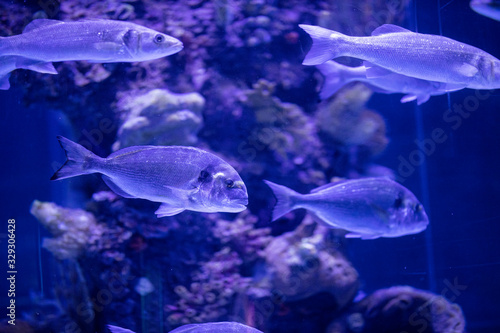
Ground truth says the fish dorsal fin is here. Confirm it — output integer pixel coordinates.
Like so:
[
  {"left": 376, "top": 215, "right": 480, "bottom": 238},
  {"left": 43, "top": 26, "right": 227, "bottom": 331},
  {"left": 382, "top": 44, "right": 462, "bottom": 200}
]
[
  {"left": 371, "top": 24, "right": 411, "bottom": 36},
  {"left": 102, "top": 175, "right": 135, "bottom": 198},
  {"left": 309, "top": 180, "right": 350, "bottom": 194},
  {"left": 23, "top": 19, "right": 64, "bottom": 33},
  {"left": 155, "top": 203, "right": 185, "bottom": 217}
]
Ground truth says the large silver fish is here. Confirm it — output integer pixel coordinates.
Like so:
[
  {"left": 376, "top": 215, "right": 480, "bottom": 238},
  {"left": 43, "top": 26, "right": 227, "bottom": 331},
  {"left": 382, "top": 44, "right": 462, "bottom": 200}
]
[
  {"left": 316, "top": 60, "right": 463, "bottom": 104},
  {"left": 264, "top": 178, "right": 429, "bottom": 239},
  {"left": 0, "top": 19, "right": 183, "bottom": 89},
  {"left": 471, "top": 0, "right": 500, "bottom": 21},
  {"left": 108, "top": 322, "right": 263, "bottom": 333},
  {"left": 169, "top": 322, "right": 264, "bottom": 333},
  {"left": 299, "top": 24, "right": 500, "bottom": 90},
  {"left": 51, "top": 136, "right": 248, "bottom": 217}
]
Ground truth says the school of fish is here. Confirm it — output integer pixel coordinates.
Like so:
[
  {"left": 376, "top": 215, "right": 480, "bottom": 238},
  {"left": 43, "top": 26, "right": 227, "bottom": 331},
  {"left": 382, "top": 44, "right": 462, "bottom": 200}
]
[
  {"left": 2, "top": 8, "right": 494, "bottom": 332},
  {"left": 300, "top": 23, "right": 500, "bottom": 103}
]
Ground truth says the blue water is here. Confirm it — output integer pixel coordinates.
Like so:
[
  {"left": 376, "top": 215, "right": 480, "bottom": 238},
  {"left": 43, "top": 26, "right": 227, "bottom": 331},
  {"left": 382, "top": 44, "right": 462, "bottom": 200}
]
[{"left": 1, "top": 0, "right": 500, "bottom": 332}]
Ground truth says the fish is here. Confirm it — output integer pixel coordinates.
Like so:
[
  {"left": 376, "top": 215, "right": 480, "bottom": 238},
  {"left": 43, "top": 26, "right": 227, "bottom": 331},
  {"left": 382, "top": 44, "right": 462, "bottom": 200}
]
[
  {"left": 51, "top": 136, "right": 248, "bottom": 217},
  {"left": 0, "top": 19, "right": 183, "bottom": 89},
  {"left": 108, "top": 325, "right": 135, "bottom": 333},
  {"left": 299, "top": 24, "right": 500, "bottom": 90},
  {"left": 316, "top": 60, "right": 464, "bottom": 104},
  {"left": 470, "top": 0, "right": 500, "bottom": 21},
  {"left": 169, "top": 322, "right": 264, "bottom": 333},
  {"left": 264, "top": 178, "right": 429, "bottom": 239},
  {"left": 108, "top": 322, "right": 263, "bottom": 333}
]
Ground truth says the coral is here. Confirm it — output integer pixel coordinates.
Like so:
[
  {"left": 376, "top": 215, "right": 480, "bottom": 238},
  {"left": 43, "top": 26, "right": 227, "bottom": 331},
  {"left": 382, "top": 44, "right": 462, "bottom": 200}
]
[
  {"left": 30, "top": 200, "right": 105, "bottom": 260},
  {"left": 165, "top": 247, "right": 252, "bottom": 327},
  {"left": 135, "top": 277, "right": 155, "bottom": 296},
  {"left": 237, "top": 79, "right": 323, "bottom": 174},
  {"left": 258, "top": 215, "right": 359, "bottom": 306},
  {"left": 326, "top": 286, "right": 466, "bottom": 333},
  {"left": 212, "top": 210, "right": 273, "bottom": 263},
  {"left": 113, "top": 88, "right": 205, "bottom": 150},
  {"left": 316, "top": 84, "right": 388, "bottom": 156}
]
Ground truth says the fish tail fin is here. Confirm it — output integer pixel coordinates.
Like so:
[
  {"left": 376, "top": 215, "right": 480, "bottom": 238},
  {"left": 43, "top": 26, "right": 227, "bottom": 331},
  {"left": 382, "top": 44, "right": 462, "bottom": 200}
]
[
  {"left": 51, "top": 136, "right": 99, "bottom": 180},
  {"left": 264, "top": 180, "right": 301, "bottom": 221},
  {"left": 299, "top": 24, "right": 344, "bottom": 65},
  {"left": 0, "top": 55, "right": 15, "bottom": 90},
  {"left": 0, "top": 72, "right": 10, "bottom": 90},
  {"left": 316, "top": 61, "right": 358, "bottom": 99}
]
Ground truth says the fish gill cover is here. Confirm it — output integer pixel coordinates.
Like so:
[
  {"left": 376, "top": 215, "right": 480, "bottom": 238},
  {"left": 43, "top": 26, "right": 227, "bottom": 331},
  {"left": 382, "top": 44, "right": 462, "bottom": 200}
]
[{"left": 0, "top": 0, "right": 479, "bottom": 332}]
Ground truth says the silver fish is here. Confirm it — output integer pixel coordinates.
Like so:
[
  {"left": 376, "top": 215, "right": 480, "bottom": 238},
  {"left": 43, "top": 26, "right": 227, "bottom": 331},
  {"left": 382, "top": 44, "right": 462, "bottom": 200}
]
[
  {"left": 169, "top": 322, "right": 264, "bottom": 333},
  {"left": 0, "top": 19, "right": 183, "bottom": 89},
  {"left": 264, "top": 178, "right": 429, "bottom": 239},
  {"left": 299, "top": 24, "right": 500, "bottom": 90},
  {"left": 108, "top": 325, "right": 135, "bottom": 333},
  {"left": 108, "top": 322, "right": 263, "bottom": 333},
  {"left": 51, "top": 136, "right": 248, "bottom": 217},
  {"left": 316, "top": 60, "right": 463, "bottom": 104},
  {"left": 471, "top": 0, "right": 500, "bottom": 21}
]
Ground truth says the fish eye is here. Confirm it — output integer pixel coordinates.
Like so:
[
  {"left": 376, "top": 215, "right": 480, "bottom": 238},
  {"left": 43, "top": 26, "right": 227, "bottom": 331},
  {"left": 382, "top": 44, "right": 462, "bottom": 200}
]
[
  {"left": 415, "top": 203, "right": 422, "bottom": 212},
  {"left": 198, "top": 170, "right": 211, "bottom": 182},
  {"left": 225, "top": 179, "right": 234, "bottom": 188},
  {"left": 154, "top": 34, "right": 165, "bottom": 44},
  {"left": 393, "top": 192, "right": 404, "bottom": 209}
]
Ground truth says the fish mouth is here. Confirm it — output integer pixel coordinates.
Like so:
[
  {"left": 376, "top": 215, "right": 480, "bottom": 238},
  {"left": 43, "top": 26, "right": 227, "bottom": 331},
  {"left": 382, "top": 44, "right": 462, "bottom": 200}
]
[
  {"left": 169, "top": 40, "right": 184, "bottom": 54},
  {"left": 232, "top": 198, "right": 249, "bottom": 207}
]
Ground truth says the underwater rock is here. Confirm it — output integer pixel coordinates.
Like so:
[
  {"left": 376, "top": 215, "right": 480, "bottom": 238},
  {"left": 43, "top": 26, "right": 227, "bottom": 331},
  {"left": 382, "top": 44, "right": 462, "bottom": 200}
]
[
  {"left": 259, "top": 215, "right": 359, "bottom": 305},
  {"left": 30, "top": 200, "right": 104, "bottom": 260},
  {"left": 135, "top": 277, "right": 155, "bottom": 296},
  {"left": 212, "top": 211, "right": 273, "bottom": 264},
  {"left": 316, "top": 84, "right": 388, "bottom": 157},
  {"left": 113, "top": 88, "right": 205, "bottom": 150},
  {"left": 326, "top": 286, "right": 466, "bottom": 333},
  {"left": 238, "top": 79, "right": 323, "bottom": 174},
  {"left": 166, "top": 247, "right": 252, "bottom": 328}
]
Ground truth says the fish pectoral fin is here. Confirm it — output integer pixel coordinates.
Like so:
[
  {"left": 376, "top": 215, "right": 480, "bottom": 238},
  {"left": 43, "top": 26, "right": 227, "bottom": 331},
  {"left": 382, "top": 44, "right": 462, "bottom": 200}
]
[
  {"left": 345, "top": 232, "right": 381, "bottom": 240},
  {"left": 17, "top": 60, "right": 58, "bottom": 75},
  {"left": 456, "top": 63, "right": 478, "bottom": 78},
  {"left": 102, "top": 175, "right": 135, "bottom": 198},
  {"left": 364, "top": 61, "right": 394, "bottom": 78},
  {"left": 23, "top": 19, "right": 64, "bottom": 33},
  {"left": 155, "top": 203, "right": 185, "bottom": 218},
  {"left": 437, "top": 82, "right": 468, "bottom": 92},
  {"left": 416, "top": 94, "right": 431, "bottom": 105},
  {"left": 401, "top": 93, "right": 431, "bottom": 105},
  {"left": 371, "top": 24, "right": 411, "bottom": 36}
]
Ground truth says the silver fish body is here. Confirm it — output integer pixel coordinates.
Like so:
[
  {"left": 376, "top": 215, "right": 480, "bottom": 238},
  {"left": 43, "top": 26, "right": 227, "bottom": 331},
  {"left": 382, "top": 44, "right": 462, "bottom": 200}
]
[
  {"left": 169, "top": 322, "right": 264, "bottom": 333},
  {"left": 51, "top": 136, "right": 248, "bottom": 217},
  {"left": 471, "top": 0, "right": 500, "bottom": 21},
  {"left": 265, "top": 178, "right": 429, "bottom": 239},
  {"left": 109, "top": 322, "right": 263, "bottom": 333},
  {"left": 316, "top": 60, "right": 463, "bottom": 104},
  {"left": 0, "top": 19, "right": 183, "bottom": 89},
  {"left": 300, "top": 24, "right": 500, "bottom": 90}
]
